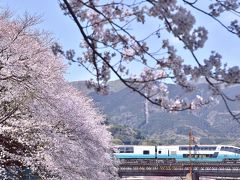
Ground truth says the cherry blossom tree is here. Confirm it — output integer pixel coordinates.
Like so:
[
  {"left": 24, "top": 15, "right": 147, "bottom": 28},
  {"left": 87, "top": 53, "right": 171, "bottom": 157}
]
[
  {"left": 0, "top": 11, "right": 117, "bottom": 179},
  {"left": 56, "top": 0, "right": 240, "bottom": 122}
]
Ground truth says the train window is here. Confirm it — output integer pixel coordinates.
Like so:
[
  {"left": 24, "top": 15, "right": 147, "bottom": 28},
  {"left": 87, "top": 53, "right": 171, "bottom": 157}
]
[
  {"left": 213, "top": 152, "right": 218, "bottom": 158},
  {"left": 158, "top": 151, "right": 161, "bottom": 154},
  {"left": 232, "top": 148, "right": 237, "bottom": 153},
  {"left": 194, "top": 154, "right": 199, "bottom": 158},
  {"left": 179, "top": 146, "right": 188, "bottom": 151},
  {"left": 180, "top": 146, "right": 217, "bottom": 151},
  {"left": 205, "top": 154, "right": 213, "bottom": 158},
  {"left": 143, "top": 150, "right": 150, "bottom": 155},
  {"left": 208, "top": 146, "right": 216, "bottom": 150},
  {"left": 125, "top": 147, "right": 134, "bottom": 153},
  {"left": 194, "top": 145, "right": 199, "bottom": 150},
  {"left": 220, "top": 146, "right": 240, "bottom": 153},
  {"left": 118, "top": 147, "right": 125, "bottom": 153}
]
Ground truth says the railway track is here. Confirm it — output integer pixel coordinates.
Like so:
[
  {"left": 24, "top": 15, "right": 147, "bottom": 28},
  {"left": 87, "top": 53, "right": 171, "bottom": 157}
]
[{"left": 118, "top": 160, "right": 240, "bottom": 178}]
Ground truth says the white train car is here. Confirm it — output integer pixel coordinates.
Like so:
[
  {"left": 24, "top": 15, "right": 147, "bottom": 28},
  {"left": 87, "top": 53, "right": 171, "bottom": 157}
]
[
  {"left": 157, "top": 145, "right": 221, "bottom": 162},
  {"left": 114, "top": 144, "right": 240, "bottom": 162},
  {"left": 114, "top": 145, "right": 156, "bottom": 159}
]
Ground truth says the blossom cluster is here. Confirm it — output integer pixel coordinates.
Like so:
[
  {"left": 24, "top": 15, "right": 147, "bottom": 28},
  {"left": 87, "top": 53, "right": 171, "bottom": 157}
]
[
  {"left": 59, "top": 0, "right": 240, "bottom": 116},
  {"left": 0, "top": 12, "right": 117, "bottom": 179}
]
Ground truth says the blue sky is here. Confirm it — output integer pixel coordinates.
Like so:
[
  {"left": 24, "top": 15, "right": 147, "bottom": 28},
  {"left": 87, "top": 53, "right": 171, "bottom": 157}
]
[
  {"left": 1, "top": 0, "right": 239, "bottom": 82},
  {"left": 0, "top": 0, "right": 85, "bottom": 81}
]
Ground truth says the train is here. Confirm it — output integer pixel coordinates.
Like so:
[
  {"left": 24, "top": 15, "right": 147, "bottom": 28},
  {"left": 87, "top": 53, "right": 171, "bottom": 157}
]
[{"left": 113, "top": 145, "right": 240, "bottom": 162}]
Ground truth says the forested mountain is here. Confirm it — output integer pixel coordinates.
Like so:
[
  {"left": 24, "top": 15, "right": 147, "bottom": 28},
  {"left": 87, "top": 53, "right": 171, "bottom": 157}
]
[{"left": 71, "top": 80, "right": 240, "bottom": 146}]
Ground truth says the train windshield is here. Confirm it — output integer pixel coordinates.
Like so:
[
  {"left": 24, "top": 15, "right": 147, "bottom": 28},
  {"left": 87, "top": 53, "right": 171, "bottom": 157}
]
[
  {"left": 220, "top": 146, "right": 240, "bottom": 154},
  {"left": 117, "top": 146, "right": 134, "bottom": 153}
]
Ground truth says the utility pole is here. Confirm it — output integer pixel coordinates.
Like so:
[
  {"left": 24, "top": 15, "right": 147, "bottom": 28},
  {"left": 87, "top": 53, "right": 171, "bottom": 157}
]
[
  {"left": 189, "top": 129, "right": 193, "bottom": 177},
  {"left": 187, "top": 129, "right": 199, "bottom": 180}
]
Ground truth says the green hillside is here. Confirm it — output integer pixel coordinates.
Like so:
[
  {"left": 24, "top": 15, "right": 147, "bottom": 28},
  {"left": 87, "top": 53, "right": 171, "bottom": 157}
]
[{"left": 71, "top": 80, "right": 240, "bottom": 146}]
